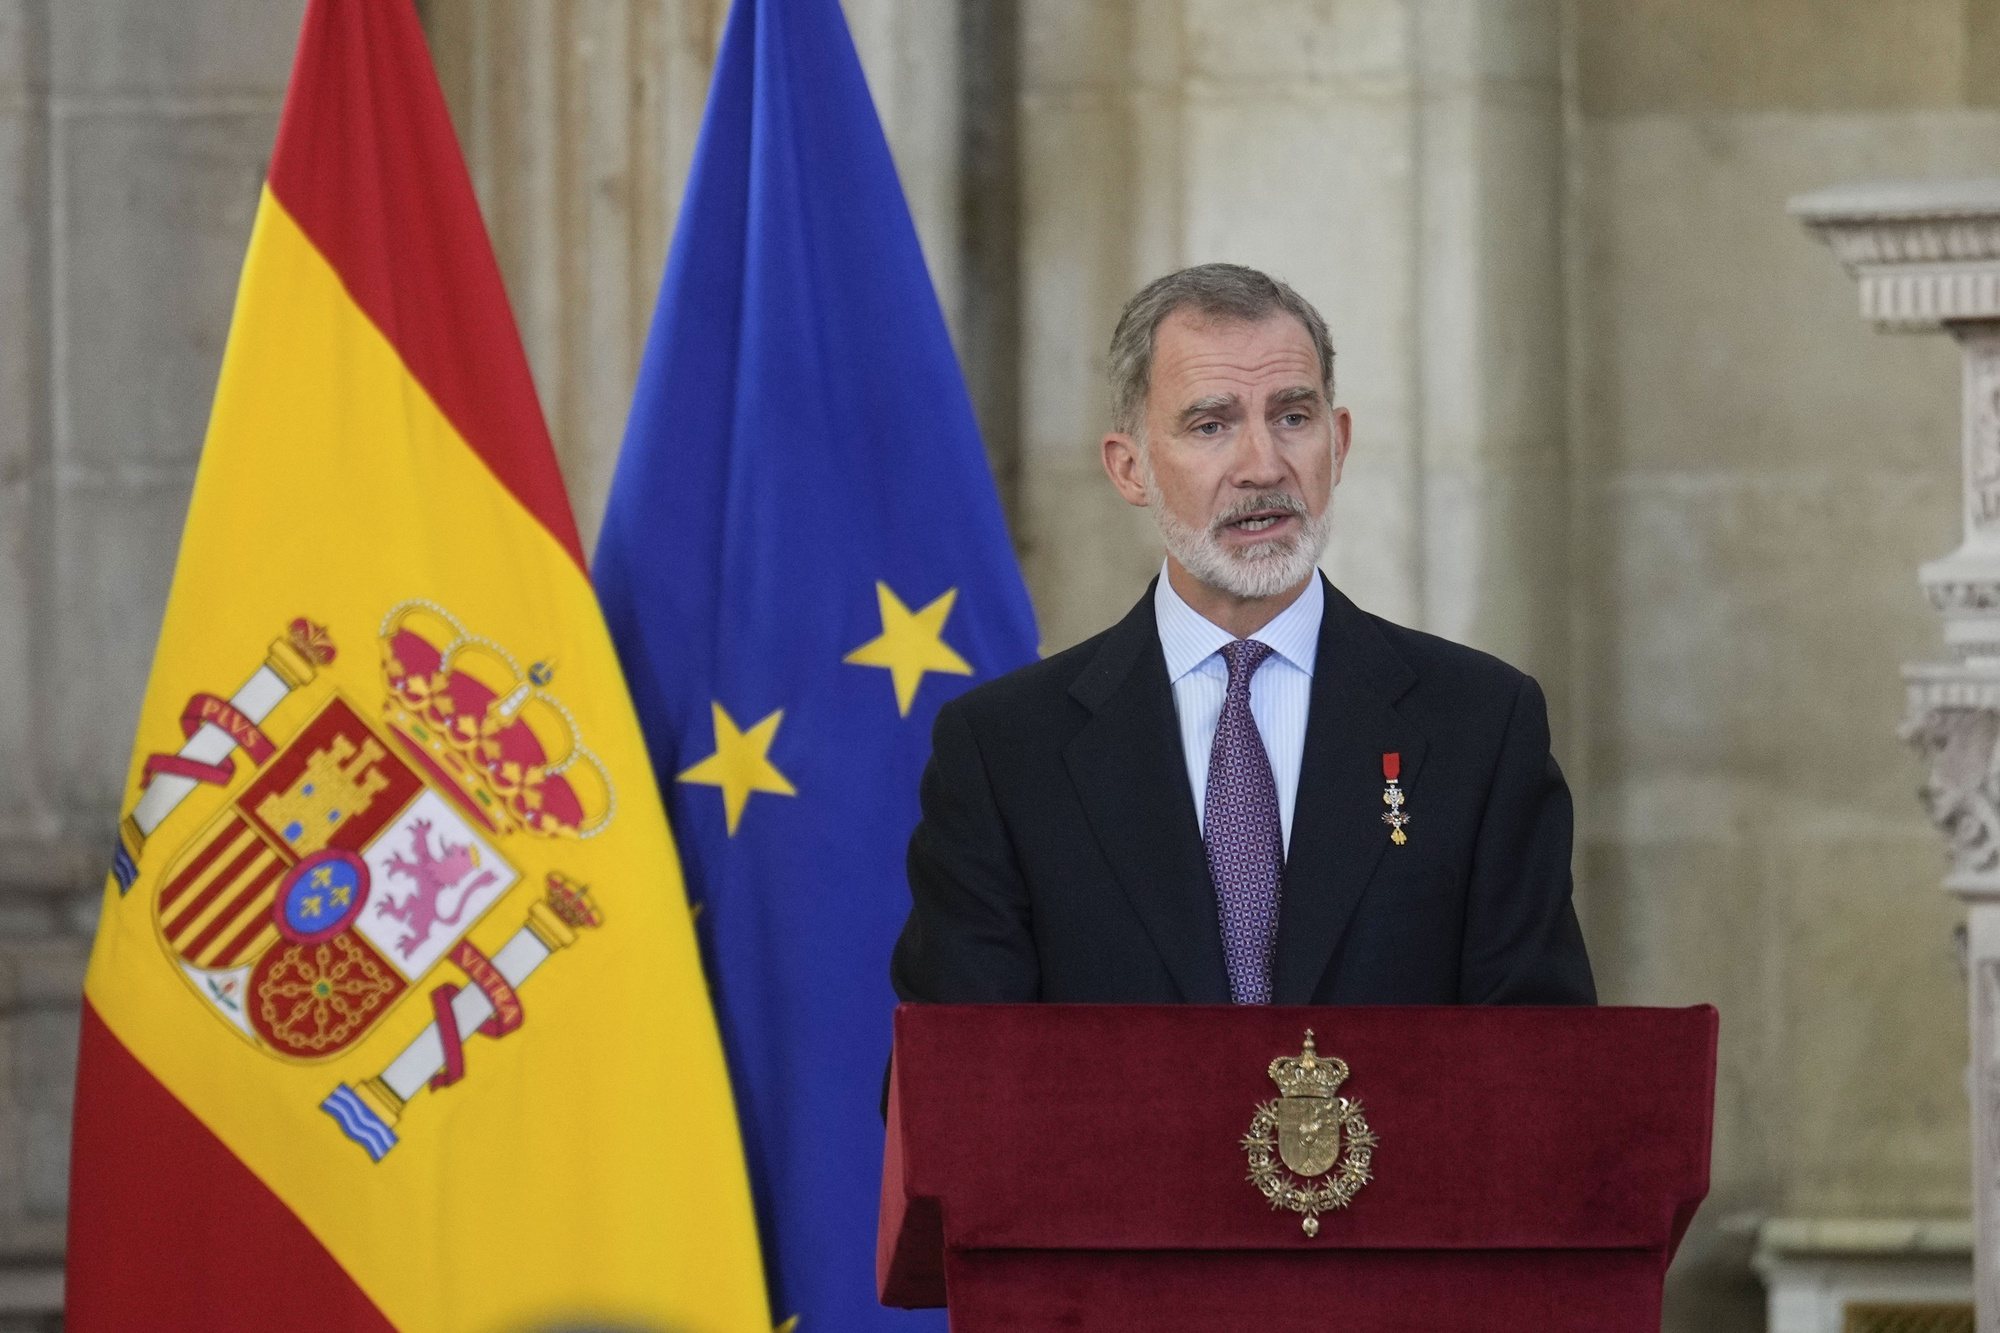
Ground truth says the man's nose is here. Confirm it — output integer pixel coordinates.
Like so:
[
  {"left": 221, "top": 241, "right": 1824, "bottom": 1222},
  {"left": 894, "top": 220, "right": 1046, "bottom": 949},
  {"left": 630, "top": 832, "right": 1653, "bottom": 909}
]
[{"left": 1231, "top": 418, "right": 1286, "bottom": 486}]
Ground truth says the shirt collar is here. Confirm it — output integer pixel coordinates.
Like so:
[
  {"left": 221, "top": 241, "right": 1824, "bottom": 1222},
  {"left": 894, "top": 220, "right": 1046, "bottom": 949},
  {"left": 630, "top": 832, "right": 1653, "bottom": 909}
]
[{"left": 1153, "top": 561, "right": 1324, "bottom": 683}]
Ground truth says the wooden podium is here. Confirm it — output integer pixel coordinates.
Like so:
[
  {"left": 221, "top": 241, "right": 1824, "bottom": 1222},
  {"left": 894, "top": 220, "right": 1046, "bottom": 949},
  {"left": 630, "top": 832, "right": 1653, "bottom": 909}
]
[{"left": 880, "top": 1004, "right": 1715, "bottom": 1332}]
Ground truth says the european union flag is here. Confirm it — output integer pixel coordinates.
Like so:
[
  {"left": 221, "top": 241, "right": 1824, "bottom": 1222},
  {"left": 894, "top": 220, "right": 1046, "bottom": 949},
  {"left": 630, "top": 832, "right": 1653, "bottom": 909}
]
[{"left": 593, "top": 0, "right": 1038, "bottom": 1324}]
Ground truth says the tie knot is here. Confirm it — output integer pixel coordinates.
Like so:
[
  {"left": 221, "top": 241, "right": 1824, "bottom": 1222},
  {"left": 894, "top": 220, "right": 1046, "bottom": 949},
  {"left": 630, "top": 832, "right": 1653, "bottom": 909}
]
[{"left": 1220, "top": 638, "right": 1275, "bottom": 687}]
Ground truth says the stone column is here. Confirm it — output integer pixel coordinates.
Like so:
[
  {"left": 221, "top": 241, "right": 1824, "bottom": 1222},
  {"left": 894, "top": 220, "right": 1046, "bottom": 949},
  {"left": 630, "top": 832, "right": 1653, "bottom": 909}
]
[
  {"left": 421, "top": 0, "right": 730, "bottom": 546},
  {"left": 1794, "top": 179, "right": 2000, "bottom": 1330},
  {"left": 421, "top": 0, "right": 969, "bottom": 547},
  {"left": 1013, "top": 0, "right": 1570, "bottom": 685}
]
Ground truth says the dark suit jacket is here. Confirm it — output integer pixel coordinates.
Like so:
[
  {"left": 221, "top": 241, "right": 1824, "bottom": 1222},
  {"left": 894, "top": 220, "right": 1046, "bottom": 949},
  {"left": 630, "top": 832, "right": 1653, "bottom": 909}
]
[{"left": 890, "top": 576, "right": 1594, "bottom": 1006}]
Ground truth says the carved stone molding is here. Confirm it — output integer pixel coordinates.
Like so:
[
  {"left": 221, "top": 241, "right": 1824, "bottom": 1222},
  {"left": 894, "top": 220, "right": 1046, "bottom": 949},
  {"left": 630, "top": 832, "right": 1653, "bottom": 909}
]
[
  {"left": 1793, "top": 181, "right": 2000, "bottom": 330},
  {"left": 1830, "top": 220, "right": 2000, "bottom": 267},
  {"left": 1863, "top": 269, "right": 2000, "bottom": 331},
  {"left": 1904, "top": 687, "right": 2000, "bottom": 890},
  {"left": 1927, "top": 580, "right": 2000, "bottom": 615},
  {"left": 1918, "top": 573, "right": 2000, "bottom": 662}
]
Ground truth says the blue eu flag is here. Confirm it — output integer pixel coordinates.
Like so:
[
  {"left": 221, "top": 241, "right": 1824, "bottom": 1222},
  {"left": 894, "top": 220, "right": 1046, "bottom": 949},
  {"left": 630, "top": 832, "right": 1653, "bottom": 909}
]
[{"left": 593, "top": 0, "right": 1039, "bottom": 1324}]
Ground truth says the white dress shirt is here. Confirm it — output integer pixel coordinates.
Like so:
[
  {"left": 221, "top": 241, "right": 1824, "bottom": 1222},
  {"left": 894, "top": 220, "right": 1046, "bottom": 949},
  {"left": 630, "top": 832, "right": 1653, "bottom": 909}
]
[{"left": 1153, "top": 564, "right": 1323, "bottom": 853}]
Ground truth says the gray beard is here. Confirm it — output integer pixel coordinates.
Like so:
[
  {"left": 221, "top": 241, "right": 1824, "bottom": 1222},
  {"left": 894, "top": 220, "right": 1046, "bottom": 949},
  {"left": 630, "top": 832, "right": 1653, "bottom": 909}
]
[{"left": 1142, "top": 466, "right": 1332, "bottom": 602}]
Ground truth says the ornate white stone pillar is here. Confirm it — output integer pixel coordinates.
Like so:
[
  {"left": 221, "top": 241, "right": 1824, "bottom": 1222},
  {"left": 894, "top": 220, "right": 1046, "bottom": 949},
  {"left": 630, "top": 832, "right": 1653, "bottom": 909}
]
[{"left": 1794, "top": 179, "right": 2000, "bottom": 1330}]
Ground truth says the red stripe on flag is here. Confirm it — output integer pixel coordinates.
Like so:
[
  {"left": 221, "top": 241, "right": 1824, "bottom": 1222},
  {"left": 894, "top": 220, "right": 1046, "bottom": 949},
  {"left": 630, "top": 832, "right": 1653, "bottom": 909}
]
[
  {"left": 181, "top": 859, "right": 284, "bottom": 962},
  {"left": 208, "top": 892, "right": 281, "bottom": 969},
  {"left": 265, "top": 0, "right": 585, "bottom": 570},
  {"left": 65, "top": 1002, "right": 394, "bottom": 1331},
  {"left": 162, "top": 838, "right": 268, "bottom": 941},
  {"left": 157, "top": 820, "right": 244, "bottom": 912}
]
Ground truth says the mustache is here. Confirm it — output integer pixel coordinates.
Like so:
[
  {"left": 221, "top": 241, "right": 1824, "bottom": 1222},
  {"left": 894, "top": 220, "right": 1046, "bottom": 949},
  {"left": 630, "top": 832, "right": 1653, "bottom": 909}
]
[{"left": 1209, "top": 492, "right": 1309, "bottom": 534}]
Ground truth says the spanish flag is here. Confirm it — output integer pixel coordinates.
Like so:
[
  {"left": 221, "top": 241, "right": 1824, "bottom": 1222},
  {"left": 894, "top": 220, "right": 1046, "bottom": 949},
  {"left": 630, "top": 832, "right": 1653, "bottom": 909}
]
[{"left": 64, "top": 3, "right": 767, "bottom": 1329}]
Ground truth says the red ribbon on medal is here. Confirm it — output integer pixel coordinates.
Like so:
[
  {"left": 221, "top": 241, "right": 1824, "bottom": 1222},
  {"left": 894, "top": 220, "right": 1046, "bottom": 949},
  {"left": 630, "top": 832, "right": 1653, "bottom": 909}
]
[{"left": 1381, "top": 751, "right": 1409, "bottom": 846}]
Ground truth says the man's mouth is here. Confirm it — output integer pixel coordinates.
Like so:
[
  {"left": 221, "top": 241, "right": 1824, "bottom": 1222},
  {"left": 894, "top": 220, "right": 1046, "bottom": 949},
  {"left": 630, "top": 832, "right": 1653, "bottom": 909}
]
[{"left": 1217, "top": 504, "right": 1302, "bottom": 537}]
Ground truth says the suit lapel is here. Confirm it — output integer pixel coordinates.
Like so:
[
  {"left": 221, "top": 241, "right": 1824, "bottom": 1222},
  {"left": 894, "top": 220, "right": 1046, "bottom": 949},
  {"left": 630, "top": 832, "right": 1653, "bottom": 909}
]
[
  {"left": 1270, "top": 578, "right": 1428, "bottom": 1004},
  {"left": 1063, "top": 585, "right": 1232, "bottom": 1004}
]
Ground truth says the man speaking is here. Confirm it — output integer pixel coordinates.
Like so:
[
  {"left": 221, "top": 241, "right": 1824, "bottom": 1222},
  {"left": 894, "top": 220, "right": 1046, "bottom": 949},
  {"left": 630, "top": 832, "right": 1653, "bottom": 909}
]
[{"left": 891, "top": 263, "right": 1593, "bottom": 1007}]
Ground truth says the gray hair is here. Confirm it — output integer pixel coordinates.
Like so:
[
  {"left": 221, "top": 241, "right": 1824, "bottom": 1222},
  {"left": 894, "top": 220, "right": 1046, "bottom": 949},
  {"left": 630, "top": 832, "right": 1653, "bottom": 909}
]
[{"left": 1106, "top": 263, "right": 1336, "bottom": 434}]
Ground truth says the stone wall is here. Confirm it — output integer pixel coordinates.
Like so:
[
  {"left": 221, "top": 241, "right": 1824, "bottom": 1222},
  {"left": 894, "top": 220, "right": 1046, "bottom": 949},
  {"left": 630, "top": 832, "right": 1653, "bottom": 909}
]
[
  {"left": 1011, "top": 0, "right": 1574, "bottom": 687},
  {"left": 1, "top": 2, "right": 1994, "bottom": 1329},
  {"left": 1572, "top": 3, "right": 2000, "bottom": 1325},
  {"left": 0, "top": 0, "right": 307, "bottom": 1319}
]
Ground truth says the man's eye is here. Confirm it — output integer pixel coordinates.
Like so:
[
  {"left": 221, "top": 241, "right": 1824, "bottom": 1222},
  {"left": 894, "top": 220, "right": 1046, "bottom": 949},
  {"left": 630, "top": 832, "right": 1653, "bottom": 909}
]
[
  {"left": 1280, "top": 412, "right": 1308, "bottom": 427},
  {"left": 1194, "top": 421, "right": 1224, "bottom": 436}
]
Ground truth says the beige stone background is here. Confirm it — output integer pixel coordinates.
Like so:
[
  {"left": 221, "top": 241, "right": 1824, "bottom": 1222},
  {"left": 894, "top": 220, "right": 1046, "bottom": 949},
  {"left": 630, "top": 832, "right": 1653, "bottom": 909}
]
[{"left": 1, "top": 0, "right": 1995, "bottom": 1328}]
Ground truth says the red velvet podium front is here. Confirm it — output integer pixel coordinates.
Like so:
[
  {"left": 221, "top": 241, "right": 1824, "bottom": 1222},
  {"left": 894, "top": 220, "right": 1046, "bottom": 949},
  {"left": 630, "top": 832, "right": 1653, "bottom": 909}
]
[{"left": 880, "top": 1004, "right": 1715, "bottom": 1332}]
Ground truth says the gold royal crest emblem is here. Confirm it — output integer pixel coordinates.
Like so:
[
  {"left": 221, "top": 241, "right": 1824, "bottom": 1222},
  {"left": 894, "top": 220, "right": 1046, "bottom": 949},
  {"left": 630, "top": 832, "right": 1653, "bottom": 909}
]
[{"left": 1241, "top": 1030, "right": 1378, "bottom": 1236}]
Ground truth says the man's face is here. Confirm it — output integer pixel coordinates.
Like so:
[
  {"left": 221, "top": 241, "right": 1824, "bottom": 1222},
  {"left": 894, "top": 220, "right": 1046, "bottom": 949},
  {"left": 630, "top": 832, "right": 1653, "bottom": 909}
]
[{"left": 1103, "top": 309, "right": 1350, "bottom": 602}]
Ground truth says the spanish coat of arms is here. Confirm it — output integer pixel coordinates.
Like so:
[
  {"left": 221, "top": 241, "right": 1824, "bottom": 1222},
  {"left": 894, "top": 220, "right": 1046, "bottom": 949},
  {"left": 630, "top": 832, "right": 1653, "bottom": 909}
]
[
  {"left": 1241, "top": 1030, "right": 1378, "bottom": 1236},
  {"left": 114, "top": 601, "right": 612, "bottom": 1161}
]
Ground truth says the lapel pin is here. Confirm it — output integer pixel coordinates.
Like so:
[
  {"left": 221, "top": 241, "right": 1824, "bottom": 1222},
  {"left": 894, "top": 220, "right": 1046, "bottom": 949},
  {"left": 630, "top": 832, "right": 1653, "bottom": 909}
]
[{"left": 1381, "top": 752, "right": 1409, "bottom": 846}]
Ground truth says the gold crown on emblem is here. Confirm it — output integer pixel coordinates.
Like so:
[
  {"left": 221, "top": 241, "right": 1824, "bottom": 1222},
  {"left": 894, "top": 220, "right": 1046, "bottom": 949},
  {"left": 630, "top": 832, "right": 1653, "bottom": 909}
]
[
  {"left": 377, "top": 601, "right": 615, "bottom": 840},
  {"left": 545, "top": 871, "right": 603, "bottom": 930},
  {"left": 1267, "top": 1030, "right": 1349, "bottom": 1100}
]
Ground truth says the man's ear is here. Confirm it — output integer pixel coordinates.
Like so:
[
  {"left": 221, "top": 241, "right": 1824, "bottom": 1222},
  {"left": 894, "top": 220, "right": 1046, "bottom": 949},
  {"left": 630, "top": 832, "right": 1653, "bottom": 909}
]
[
  {"left": 1102, "top": 432, "right": 1150, "bottom": 508},
  {"left": 1330, "top": 406, "right": 1353, "bottom": 484}
]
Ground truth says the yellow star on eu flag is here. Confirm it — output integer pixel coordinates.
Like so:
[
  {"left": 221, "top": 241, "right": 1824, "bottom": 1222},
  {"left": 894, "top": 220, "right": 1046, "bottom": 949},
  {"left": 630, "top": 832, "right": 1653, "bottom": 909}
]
[
  {"left": 843, "top": 581, "right": 973, "bottom": 716},
  {"left": 677, "top": 702, "right": 797, "bottom": 836}
]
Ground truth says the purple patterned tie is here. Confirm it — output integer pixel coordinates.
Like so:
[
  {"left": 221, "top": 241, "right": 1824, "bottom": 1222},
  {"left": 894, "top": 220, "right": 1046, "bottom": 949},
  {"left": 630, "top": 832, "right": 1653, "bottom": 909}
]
[{"left": 1204, "top": 639, "right": 1282, "bottom": 1004}]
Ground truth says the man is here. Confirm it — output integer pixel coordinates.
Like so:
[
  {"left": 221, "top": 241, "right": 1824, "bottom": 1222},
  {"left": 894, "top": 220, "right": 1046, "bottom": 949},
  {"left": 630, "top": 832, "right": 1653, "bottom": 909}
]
[{"left": 891, "top": 263, "right": 1593, "bottom": 1007}]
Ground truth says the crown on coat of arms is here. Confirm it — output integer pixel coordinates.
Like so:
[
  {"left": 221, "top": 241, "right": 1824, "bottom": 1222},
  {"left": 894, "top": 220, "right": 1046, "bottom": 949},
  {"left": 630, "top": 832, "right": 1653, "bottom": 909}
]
[
  {"left": 377, "top": 601, "right": 613, "bottom": 841},
  {"left": 1268, "top": 1030, "right": 1349, "bottom": 1100},
  {"left": 545, "top": 871, "right": 603, "bottom": 930}
]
